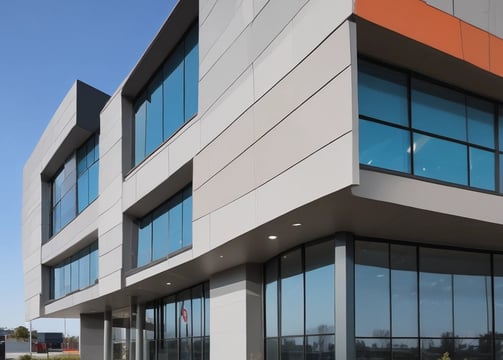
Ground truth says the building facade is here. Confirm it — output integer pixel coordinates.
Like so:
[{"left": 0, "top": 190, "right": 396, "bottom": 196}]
[{"left": 22, "top": 0, "right": 503, "bottom": 359}]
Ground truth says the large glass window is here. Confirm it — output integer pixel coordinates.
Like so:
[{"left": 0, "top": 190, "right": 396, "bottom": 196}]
[
  {"left": 112, "top": 309, "right": 130, "bottom": 360},
  {"left": 359, "top": 119, "right": 410, "bottom": 172},
  {"left": 281, "top": 249, "right": 304, "bottom": 337},
  {"left": 359, "top": 60, "right": 501, "bottom": 192},
  {"left": 50, "top": 241, "right": 98, "bottom": 300},
  {"left": 358, "top": 61, "right": 408, "bottom": 126},
  {"left": 411, "top": 78, "right": 466, "bottom": 141},
  {"left": 77, "top": 134, "right": 99, "bottom": 212},
  {"left": 355, "top": 239, "right": 495, "bottom": 360},
  {"left": 134, "top": 22, "right": 199, "bottom": 166},
  {"left": 265, "top": 240, "right": 335, "bottom": 360},
  {"left": 355, "top": 241, "right": 390, "bottom": 338},
  {"left": 413, "top": 133, "right": 468, "bottom": 185},
  {"left": 136, "top": 185, "right": 192, "bottom": 268},
  {"left": 51, "top": 157, "right": 77, "bottom": 235},
  {"left": 143, "top": 283, "right": 209, "bottom": 360},
  {"left": 51, "top": 133, "right": 99, "bottom": 236}
]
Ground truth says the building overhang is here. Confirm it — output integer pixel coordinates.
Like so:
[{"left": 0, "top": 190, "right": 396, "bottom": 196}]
[
  {"left": 121, "top": 0, "right": 198, "bottom": 100},
  {"left": 40, "top": 169, "right": 503, "bottom": 318},
  {"left": 355, "top": 17, "right": 503, "bottom": 104}
]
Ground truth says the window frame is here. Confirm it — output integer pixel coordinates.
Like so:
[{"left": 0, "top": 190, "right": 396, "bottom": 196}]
[
  {"left": 49, "top": 133, "right": 100, "bottom": 237},
  {"left": 264, "top": 238, "right": 336, "bottom": 360},
  {"left": 143, "top": 282, "right": 210, "bottom": 360},
  {"left": 358, "top": 58, "right": 502, "bottom": 194},
  {"left": 134, "top": 184, "right": 193, "bottom": 270},
  {"left": 132, "top": 21, "right": 199, "bottom": 168},
  {"left": 49, "top": 240, "right": 99, "bottom": 301},
  {"left": 354, "top": 236, "right": 498, "bottom": 360}
]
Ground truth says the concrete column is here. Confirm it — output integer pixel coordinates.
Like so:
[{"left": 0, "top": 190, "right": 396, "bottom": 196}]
[
  {"left": 335, "top": 232, "right": 355, "bottom": 359},
  {"left": 81, "top": 313, "right": 104, "bottom": 360},
  {"left": 210, "top": 263, "right": 263, "bottom": 360},
  {"left": 104, "top": 310, "right": 112, "bottom": 360}
]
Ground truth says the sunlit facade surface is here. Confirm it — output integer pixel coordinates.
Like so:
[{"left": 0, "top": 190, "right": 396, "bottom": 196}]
[{"left": 22, "top": 0, "right": 503, "bottom": 359}]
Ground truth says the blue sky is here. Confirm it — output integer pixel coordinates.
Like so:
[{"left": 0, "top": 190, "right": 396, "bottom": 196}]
[{"left": 0, "top": 0, "right": 176, "bottom": 336}]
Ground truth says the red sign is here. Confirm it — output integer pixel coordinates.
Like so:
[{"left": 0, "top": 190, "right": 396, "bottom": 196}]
[{"left": 181, "top": 308, "right": 188, "bottom": 323}]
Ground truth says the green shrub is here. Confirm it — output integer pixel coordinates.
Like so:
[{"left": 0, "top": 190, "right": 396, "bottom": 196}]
[{"left": 17, "top": 355, "right": 32, "bottom": 360}]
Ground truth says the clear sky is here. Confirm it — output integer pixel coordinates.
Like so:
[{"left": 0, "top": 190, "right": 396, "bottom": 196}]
[{"left": 0, "top": 0, "right": 176, "bottom": 336}]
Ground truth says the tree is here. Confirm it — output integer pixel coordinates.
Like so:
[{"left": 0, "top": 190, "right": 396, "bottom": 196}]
[{"left": 13, "top": 326, "right": 30, "bottom": 340}]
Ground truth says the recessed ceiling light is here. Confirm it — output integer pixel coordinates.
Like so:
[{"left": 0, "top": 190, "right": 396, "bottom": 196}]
[
  {"left": 219, "top": 255, "right": 224, "bottom": 258},
  {"left": 292, "top": 223, "right": 302, "bottom": 227},
  {"left": 166, "top": 282, "right": 172, "bottom": 286},
  {"left": 268, "top": 235, "right": 278, "bottom": 240}
]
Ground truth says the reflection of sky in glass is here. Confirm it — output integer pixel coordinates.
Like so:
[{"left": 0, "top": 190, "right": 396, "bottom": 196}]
[
  {"left": 412, "top": 78, "right": 466, "bottom": 141},
  {"left": 413, "top": 133, "right": 468, "bottom": 185},
  {"left": 454, "top": 275, "right": 491, "bottom": 337},
  {"left": 359, "top": 119, "right": 411, "bottom": 172},
  {"left": 281, "top": 250, "right": 304, "bottom": 336},
  {"left": 355, "top": 264, "right": 390, "bottom": 337},
  {"left": 420, "top": 272, "right": 452, "bottom": 337},
  {"left": 306, "top": 264, "right": 334, "bottom": 334},
  {"left": 265, "top": 281, "right": 278, "bottom": 337},
  {"left": 305, "top": 241, "right": 335, "bottom": 335},
  {"left": 353, "top": 240, "right": 501, "bottom": 360},
  {"left": 392, "top": 270, "right": 417, "bottom": 337},
  {"left": 281, "top": 273, "right": 304, "bottom": 336},
  {"left": 469, "top": 147, "right": 495, "bottom": 191},
  {"left": 467, "top": 96, "right": 495, "bottom": 148},
  {"left": 358, "top": 61, "right": 408, "bottom": 126}
]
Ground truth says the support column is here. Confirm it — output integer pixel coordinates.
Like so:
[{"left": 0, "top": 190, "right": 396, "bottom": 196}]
[
  {"left": 210, "top": 263, "right": 263, "bottom": 360},
  {"left": 335, "top": 232, "right": 355, "bottom": 359},
  {"left": 135, "top": 303, "right": 144, "bottom": 360},
  {"left": 81, "top": 313, "right": 105, "bottom": 360},
  {"left": 104, "top": 310, "right": 112, "bottom": 360}
]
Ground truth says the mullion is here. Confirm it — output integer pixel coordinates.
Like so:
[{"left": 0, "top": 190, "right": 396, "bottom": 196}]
[
  {"left": 465, "top": 95, "right": 472, "bottom": 187},
  {"left": 408, "top": 72, "right": 414, "bottom": 176}
]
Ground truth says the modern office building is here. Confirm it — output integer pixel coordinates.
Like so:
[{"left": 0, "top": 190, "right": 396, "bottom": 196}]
[{"left": 22, "top": 0, "right": 503, "bottom": 359}]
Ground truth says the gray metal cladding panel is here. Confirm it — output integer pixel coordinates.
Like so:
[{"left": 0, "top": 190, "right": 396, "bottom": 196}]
[
  {"left": 454, "top": 0, "right": 490, "bottom": 32},
  {"left": 424, "top": 0, "right": 453, "bottom": 14}
]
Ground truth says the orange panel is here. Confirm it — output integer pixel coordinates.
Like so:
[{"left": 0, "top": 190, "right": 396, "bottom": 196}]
[
  {"left": 460, "top": 22, "right": 490, "bottom": 71},
  {"left": 355, "top": 0, "right": 503, "bottom": 78},
  {"left": 490, "top": 35, "right": 503, "bottom": 77}
]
